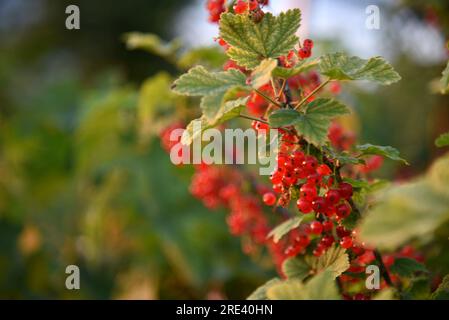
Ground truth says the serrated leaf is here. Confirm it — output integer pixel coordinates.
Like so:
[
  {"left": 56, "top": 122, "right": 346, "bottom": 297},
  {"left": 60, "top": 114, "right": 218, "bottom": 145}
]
[
  {"left": 435, "top": 131, "right": 449, "bottom": 148},
  {"left": 319, "top": 52, "right": 401, "bottom": 85},
  {"left": 269, "top": 99, "right": 350, "bottom": 146},
  {"left": 181, "top": 97, "right": 248, "bottom": 145},
  {"left": 267, "top": 216, "right": 303, "bottom": 243},
  {"left": 390, "top": 257, "right": 428, "bottom": 277},
  {"left": 219, "top": 9, "right": 301, "bottom": 69},
  {"left": 247, "top": 278, "right": 281, "bottom": 300},
  {"left": 441, "top": 61, "right": 449, "bottom": 94},
  {"left": 124, "top": 32, "right": 181, "bottom": 58},
  {"left": 305, "top": 245, "right": 350, "bottom": 279},
  {"left": 272, "top": 59, "right": 319, "bottom": 78},
  {"left": 267, "top": 270, "right": 339, "bottom": 300},
  {"left": 356, "top": 143, "right": 408, "bottom": 165},
  {"left": 172, "top": 66, "right": 247, "bottom": 97},
  {"left": 251, "top": 59, "right": 277, "bottom": 89},
  {"left": 295, "top": 98, "right": 351, "bottom": 146},
  {"left": 431, "top": 274, "right": 449, "bottom": 300},
  {"left": 268, "top": 109, "right": 302, "bottom": 128},
  {"left": 282, "top": 258, "right": 310, "bottom": 281}
]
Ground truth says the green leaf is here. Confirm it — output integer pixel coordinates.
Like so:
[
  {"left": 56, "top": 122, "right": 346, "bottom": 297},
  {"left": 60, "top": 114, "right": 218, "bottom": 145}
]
[
  {"left": 390, "top": 258, "right": 428, "bottom": 278},
  {"left": 172, "top": 66, "right": 247, "bottom": 97},
  {"left": 267, "top": 216, "right": 303, "bottom": 243},
  {"left": 181, "top": 97, "right": 248, "bottom": 145},
  {"left": 356, "top": 143, "right": 408, "bottom": 165},
  {"left": 282, "top": 257, "right": 310, "bottom": 281},
  {"left": 177, "top": 46, "right": 227, "bottom": 69},
  {"left": 373, "top": 288, "right": 396, "bottom": 300},
  {"left": 251, "top": 59, "right": 277, "bottom": 89},
  {"left": 305, "top": 245, "right": 350, "bottom": 279},
  {"left": 358, "top": 179, "right": 449, "bottom": 250},
  {"left": 124, "top": 32, "right": 181, "bottom": 58},
  {"left": 247, "top": 278, "right": 281, "bottom": 300},
  {"left": 431, "top": 274, "right": 449, "bottom": 300},
  {"left": 319, "top": 52, "right": 401, "bottom": 85},
  {"left": 295, "top": 98, "right": 350, "bottom": 146},
  {"left": 427, "top": 152, "right": 449, "bottom": 198},
  {"left": 268, "top": 109, "right": 302, "bottom": 128},
  {"left": 269, "top": 99, "right": 350, "bottom": 146},
  {"left": 267, "top": 270, "right": 339, "bottom": 300},
  {"left": 435, "top": 131, "right": 449, "bottom": 148},
  {"left": 219, "top": 9, "right": 301, "bottom": 69},
  {"left": 272, "top": 59, "right": 319, "bottom": 78},
  {"left": 441, "top": 61, "right": 449, "bottom": 94}
]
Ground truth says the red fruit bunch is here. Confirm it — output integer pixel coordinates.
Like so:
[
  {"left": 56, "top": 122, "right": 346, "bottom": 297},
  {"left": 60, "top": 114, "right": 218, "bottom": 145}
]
[{"left": 207, "top": 0, "right": 226, "bottom": 23}]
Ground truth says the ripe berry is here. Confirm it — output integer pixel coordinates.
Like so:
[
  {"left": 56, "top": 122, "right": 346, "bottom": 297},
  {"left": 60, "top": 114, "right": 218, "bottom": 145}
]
[
  {"left": 303, "top": 39, "right": 314, "bottom": 48},
  {"left": 302, "top": 155, "right": 318, "bottom": 173},
  {"left": 322, "top": 220, "right": 333, "bottom": 232},
  {"left": 234, "top": 0, "right": 248, "bottom": 14},
  {"left": 325, "top": 189, "right": 341, "bottom": 205},
  {"left": 297, "top": 198, "right": 313, "bottom": 214},
  {"left": 296, "top": 235, "right": 310, "bottom": 247},
  {"left": 321, "top": 235, "right": 335, "bottom": 247},
  {"left": 336, "top": 203, "right": 351, "bottom": 218},
  {"left": 298, "top": 47, "right": 312, "bottom": 59},
  {"left": 249, "top": 0, "right": 259, "bottom": 10},
  {"left": 336, "top": 226, "right": 351, "bottom": 238},
  {"left": 299, "top": 183, "right": 317, "bottom": 201},
  {"left": 310, "top": 221, "right": 323, "bottom": 235},
  {"left": 263, "top": 192, "right": 276, "bottom": 206},
  {"left": 307, "top": 172, "right": 322, "bottom": 185},
  {"left": 313, "top": 244, "right": 325, "bottom": 257},
  {"left": 316, "top": 164, "right": 332, "bottom": 176},
  {"left": 312, "top": 196, "right": 327, "bottom": 214},
  {"left": 338, "top": 182, "right": 353, "bottom": 199},
  {"left": 340, "top": 236, "right": 353, "bottom": 249}
]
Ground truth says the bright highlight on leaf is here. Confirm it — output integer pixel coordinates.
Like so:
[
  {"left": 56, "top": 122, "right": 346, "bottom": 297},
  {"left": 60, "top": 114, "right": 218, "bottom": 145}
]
[
  {"left": 267, "top": 216, "right": 303, "bottom": 243},
  {"left": 435, "top": 131, "right": 449, "bottom": 148},
  {"left": 219, "top": 9, "right": 302, "bottom": 69},
  {"left": 250, "top": 59, "right": 277, "bottom": 89},
  {"left": 319, "top": 52, "right": 401, "bottom": 85}
]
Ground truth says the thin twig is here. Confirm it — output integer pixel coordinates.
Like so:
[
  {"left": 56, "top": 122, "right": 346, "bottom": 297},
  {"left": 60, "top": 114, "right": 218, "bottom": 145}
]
[
  {"left": 239, "top": 114, "right": 269, "bottom": 124},
  {"left": 293, "top": 79, "right": 331, "bottom": 110},
  {"left": 254, "top": 88, "right": 283, "bottom": 108}
]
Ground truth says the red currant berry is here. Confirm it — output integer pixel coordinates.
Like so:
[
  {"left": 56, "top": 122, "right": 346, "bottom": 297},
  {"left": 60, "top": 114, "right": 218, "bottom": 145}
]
[
  {"left": 234, "top": 0, "right": 248, "bottom": 14},
  {"left": 297, "top": 235, "right": 310, "bottom": 247},
  {"left": 316, "top": 164, "right": 332, "bottom": 176},
  {"left": 249, "top": 0, "right": 258, "bottom": 10},
  {"left": 303, "top": 39, "right": 314, "bottom": 48},
  {"left": 310, "top": 221, "right": 323, "bottom": 235},
  {"left": 340, "top": 236, "right": 353, "bottom": 249},
  {"left": 297, "top": 198, "right": 313, "bottom": 214},
  {"left": 322, "top": 220, "right": 333, "bottom": 232},
  {"left": 263, "top": 192, "right": 276, "bottom": 206},
  {"left": 299, "top": 183, "right": 317, "bottom": 201},
  {"left": 336, "top": 203, "right": 351, "bottom": 218},
  {"left": 302, "top": 155, "right": 318, "bottom": 172},
  {"left": 325, "top": 189, "right": 341, "bottom": 205},
  {"left": 312, "top": 196, "right": 328, "bottom": 214},
  {"left": 338, "top": 182, "right": 353, "bottom": 200},
  {"left": 336, "top": 226, "right": 351, "bottom": 238},
  {"left": 307, "top": 172, "right": 322, "bottom": 185},
  {"left": 313, "top": 244, "right": 325, "bottom": 257},
  {"left": 321, "top": 235, "right": 335, "bottom": 247}
]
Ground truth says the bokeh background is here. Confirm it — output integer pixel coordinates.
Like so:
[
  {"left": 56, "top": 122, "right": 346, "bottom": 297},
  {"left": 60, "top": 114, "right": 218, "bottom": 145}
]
[{"left": 0, "top": 0, "right": 448, "bottom": 299}]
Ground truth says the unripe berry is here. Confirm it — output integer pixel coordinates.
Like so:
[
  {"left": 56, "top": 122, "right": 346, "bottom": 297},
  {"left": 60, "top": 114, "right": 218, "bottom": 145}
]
[{"left": 263, "top": 192, "right": 276, "bottom": 206}]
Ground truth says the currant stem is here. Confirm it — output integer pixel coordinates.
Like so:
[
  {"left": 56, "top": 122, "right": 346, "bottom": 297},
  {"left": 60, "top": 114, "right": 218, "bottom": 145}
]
[
  {"left": 254, "top": 88, "right": 283, "bottom": 108},
  {"left": 239, "top": 114, "right": 269, "bottom": 124},
  {"left": 294, "top": 79, "right": 331, "bottom": 110}
]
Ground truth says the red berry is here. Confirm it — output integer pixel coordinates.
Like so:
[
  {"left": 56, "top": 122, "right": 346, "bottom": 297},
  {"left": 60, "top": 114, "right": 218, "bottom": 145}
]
[
  {"left": 298, "top": 47, "right": 312, "bottom": 59},
  {"left": 234, "top": 0, "right": 248, "bottom": 14},
  {"left": 338, "top": 182, "right": 353, "bottom": 199},
  {"left": 297, "top": 198, "right": 313, "bottom": 214},
  {"left": 340, "top": 236, "right": 353, "bottom": 249},
  {"left": 312, "top": 196, "right": 327, "bottom": 214},
  {"left": 303, "top": 39, "right": 314, "bottom": 48},
  {"left": 321, "top": 235, "right": 335, "bottom": 247},
  {"left": 307, "top": 172, "right": 322, "bottom": 185},
  {"left": 325, "top": 189, "right": 341, "bottom": 205},
  {"left": 313, "top": 244, "right": 325, "bottom": 257},
  {"left": 322, "top": 220, "right": 333, "bottom": 232},
  {"left": 310, "top": 221, "right": 323, "bottom": 235},
  {"left": 297, "top": 235, "right": 310, "bottom": 247},
  {"left": 263, "top": 192, "right": 276, "bottom": 206},
  {"left": 316, "top": 164, "right": 332, "bottom": 176},
  {"left": 336, "top": 203, "right": 351, "bottom": 218},
  {"left": 299, "top": 183, "right": 317, "bottom": 201},
  {"left": 249, "top": 0, "right": 258, "bottom": 10},
  {"left": 302, "top": 156, "right": 318, "bottom": 172},
  {"left": 336, "top": 226, "right": 351, "bottom": 238}
]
